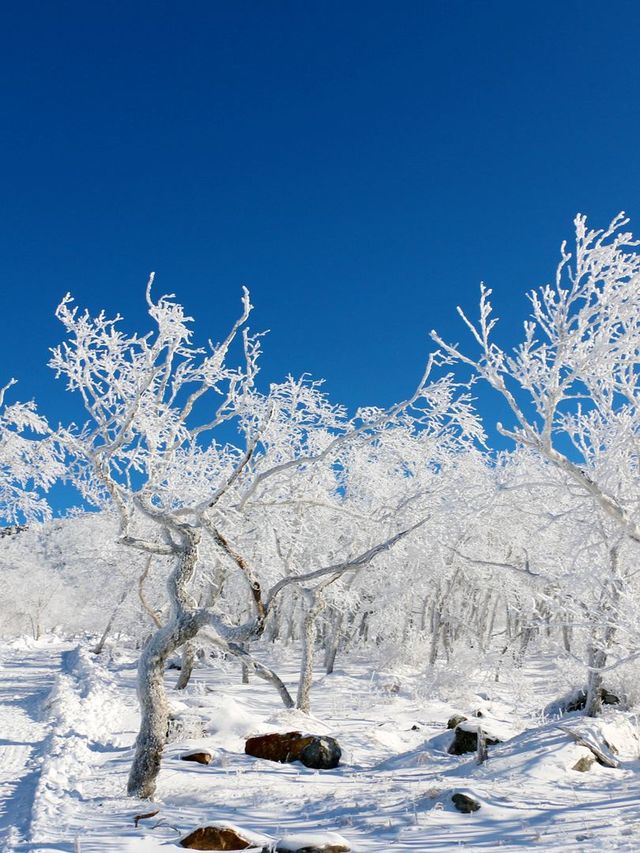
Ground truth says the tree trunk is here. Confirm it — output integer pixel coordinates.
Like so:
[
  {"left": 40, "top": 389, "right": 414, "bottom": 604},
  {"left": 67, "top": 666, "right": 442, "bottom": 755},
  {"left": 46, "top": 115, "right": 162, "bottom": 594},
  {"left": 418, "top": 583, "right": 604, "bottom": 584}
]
[
  {"left": 324, "top": 642, "right": 338, "bottom": 675},
  {"left": 297, "top": 592, "right": 325, "bottom": 713},
  {"left": 585, "top": 546, "right": 622, "bottom": 717},
  {"left": 127, "top": 624, "right": 174, "bottom": 798},
  {"left": 175, "top": 641, "right": 196, "bottom": 690},
  {"left": 29, "top": 613, "right": 41, "bottom": 641},
  {"left": 476, "top": 728, "right": 488, "bottom": 764},
  {"left": 585, "top": 643, "right": 606, "bottom": 717},
  {"left": 127, "top": 532, "right": 201, "bottom": 799},
  {"left": 297, "top": 609, "right": 317, "bottom": 713},
  {"left": 324, "top": 611, "right": 344, "bottom": 675},
  {"left": 429, "top": 607, "right": 441, "bottom": 666},
  {"left": 561, "top": 617, "right": 573, "bottom": 653},
  {"left": 240, "top": 642, "right": 250, "bottom": 683},
  {"left": 485, "top": 595, "right": 500, "bottom": 649},
  {"left": 442, "top": 623, "right": 452, "bottom": 661},
  {"left": 93, "top": 587, "right": 128, "bottom": 655}
]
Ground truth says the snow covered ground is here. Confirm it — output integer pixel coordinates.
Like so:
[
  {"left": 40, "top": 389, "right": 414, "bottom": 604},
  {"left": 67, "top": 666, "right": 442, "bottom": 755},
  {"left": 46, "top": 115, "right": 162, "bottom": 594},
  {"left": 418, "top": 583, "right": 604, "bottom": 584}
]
[{"left": 2, "top": 638, "right": 640, "bottom": 852}]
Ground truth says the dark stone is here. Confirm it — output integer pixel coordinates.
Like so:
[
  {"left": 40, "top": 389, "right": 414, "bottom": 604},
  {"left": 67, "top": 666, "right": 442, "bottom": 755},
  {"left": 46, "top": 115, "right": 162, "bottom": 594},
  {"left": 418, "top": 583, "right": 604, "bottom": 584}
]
[
  {"left": 447, "top": 714, "right": 468, "bottom": 730},
  {"left": 448, "top": 724, "right": 500, "bottom": 756},
  {"left": 181, "top": 750, "right": 213, "bottom": 765},
  {"left": 564, "top": 690, "right": 588, "bottom": 712},
  {"left": 245, "top": 732, "right": 341, "bottom": 769},
  {"left": 560, "top": 687, "right": 621, "bottom": 714},
  {"left": 179, "top": 825, "right": 257, "bottom": 850},
  {"left": 452, "top": 793, "right": 481, "bottom": 813},
  {"left": 601, "top": 689, "right": 620, "bottom": 706},
  {"left": 299, "top": 736, "right": 342, "bottom": 769}
]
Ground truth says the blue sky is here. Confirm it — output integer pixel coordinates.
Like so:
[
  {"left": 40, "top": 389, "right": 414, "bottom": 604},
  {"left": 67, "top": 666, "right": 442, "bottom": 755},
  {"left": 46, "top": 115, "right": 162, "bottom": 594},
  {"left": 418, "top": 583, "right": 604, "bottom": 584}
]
[{"left": 1, "top": 0, "right": 639, "bottom": 433}]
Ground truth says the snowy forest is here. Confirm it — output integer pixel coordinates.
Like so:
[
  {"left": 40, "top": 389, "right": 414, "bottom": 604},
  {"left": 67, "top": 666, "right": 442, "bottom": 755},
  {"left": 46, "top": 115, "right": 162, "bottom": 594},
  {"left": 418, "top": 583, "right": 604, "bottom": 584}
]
[{"left": 3, "top": 214, "right": 640, "bottom": 852}]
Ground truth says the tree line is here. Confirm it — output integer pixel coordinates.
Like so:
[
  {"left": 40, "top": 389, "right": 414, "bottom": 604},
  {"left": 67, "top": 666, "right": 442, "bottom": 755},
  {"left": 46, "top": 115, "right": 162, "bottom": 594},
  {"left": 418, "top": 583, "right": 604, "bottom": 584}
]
[{"left": 2, "top": 214, "right": 639, "bottom": 798}]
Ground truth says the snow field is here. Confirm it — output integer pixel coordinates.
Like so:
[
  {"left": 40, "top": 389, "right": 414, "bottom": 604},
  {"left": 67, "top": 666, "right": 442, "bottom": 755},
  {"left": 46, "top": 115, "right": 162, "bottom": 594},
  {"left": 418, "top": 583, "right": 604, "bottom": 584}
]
[{"left": 3, "top": 640, "right": 640, "bottom": 851}]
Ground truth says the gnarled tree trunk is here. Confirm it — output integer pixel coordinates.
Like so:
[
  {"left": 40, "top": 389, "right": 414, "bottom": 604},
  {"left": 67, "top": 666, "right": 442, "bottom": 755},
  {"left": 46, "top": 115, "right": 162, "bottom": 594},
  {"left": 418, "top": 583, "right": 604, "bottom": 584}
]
[{"left": 127, "top": 531, "right": 201, "bottom": 799}]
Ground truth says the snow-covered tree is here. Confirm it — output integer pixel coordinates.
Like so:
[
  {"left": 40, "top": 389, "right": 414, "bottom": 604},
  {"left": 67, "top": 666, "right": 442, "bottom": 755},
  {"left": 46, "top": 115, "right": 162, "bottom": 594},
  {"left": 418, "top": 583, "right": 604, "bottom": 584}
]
[
  {"left": 432, "top": 213, "right": 640, "bottom": 713},
  {"left": 50, "top": 278, "right": 481, "bottom": 797},
  {"left": 432, "top": 212, "right": 640, "bottom": 544},
  {"left": 0, "top": 379, "right": 63, "bottom": 524}
]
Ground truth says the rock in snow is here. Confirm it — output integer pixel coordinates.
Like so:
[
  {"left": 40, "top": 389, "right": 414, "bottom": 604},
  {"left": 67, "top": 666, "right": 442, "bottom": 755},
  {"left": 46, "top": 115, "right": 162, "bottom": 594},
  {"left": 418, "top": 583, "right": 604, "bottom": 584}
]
[
  {"left": 180, "top": 750, "right": 214, "bottom": 765},
  {"left": 179, "top": 822, "right": 270, "bottom": 850},
  {"left": 245, "top": 731, "right": 342, "bottom": 769},
  {"left": 448, "top": 721, "right": 501, "bottom": 755},
  {"left": 572, "top": 753, "right": 597, "bottom": 772},
  {"left": 452, "top": 792, "right": 481, "bottom": 813},
  {"left": 298, "top": 736, "right": 342, "bottom": 770},
  {"left": 545, "top": 686, "right": 621, "bottom": 716},
  {"left": 276, "top": 831, "right": 351, "bottom": 852},
  {"left": 179, "top": 824, "right": 350, "bottom": 852}
]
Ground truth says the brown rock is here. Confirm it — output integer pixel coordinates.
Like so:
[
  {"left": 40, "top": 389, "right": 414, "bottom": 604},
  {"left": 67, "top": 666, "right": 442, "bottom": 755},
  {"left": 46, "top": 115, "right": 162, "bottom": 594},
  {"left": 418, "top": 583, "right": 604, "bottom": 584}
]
[
  {"left": 181, "top": 750, "right": 213, "bottom": 765},
  {"left": 245, "top": 731, "right": 312, "bottom": 763},
  {"left": 179, "top": 825, "right": 257, "bottom": 850},
  {"left": 245, "top": 732, "right": 341, "bottom": 769},
  {"left": 447, "top": 714, "right": 468, "bottom": 730}
]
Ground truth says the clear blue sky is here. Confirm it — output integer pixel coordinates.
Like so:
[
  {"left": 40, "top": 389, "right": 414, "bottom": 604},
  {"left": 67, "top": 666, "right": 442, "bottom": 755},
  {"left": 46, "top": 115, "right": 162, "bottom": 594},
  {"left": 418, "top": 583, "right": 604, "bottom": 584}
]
[{"left": 1, "top": 0, "right": 639, "bottom": 428}]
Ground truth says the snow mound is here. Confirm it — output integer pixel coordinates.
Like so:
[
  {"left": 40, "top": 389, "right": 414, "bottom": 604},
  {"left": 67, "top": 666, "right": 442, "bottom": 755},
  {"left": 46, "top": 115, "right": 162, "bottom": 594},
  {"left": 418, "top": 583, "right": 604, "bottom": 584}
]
[
  {"left": 460, "top": 715, "right": 636, "bottom": 783},
  {"left": 198, "top": 693, "right": 265, "bottom": 748},
  {"left": 277, "top": 830, "right": 351, "bottom": 851}
]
